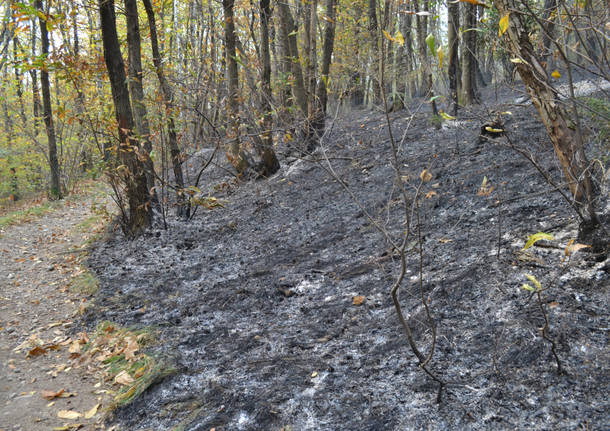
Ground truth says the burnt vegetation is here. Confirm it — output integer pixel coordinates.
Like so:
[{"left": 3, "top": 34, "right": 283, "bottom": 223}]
[{"left": 0, "top": 0, "right": 608, "bottom": 429}]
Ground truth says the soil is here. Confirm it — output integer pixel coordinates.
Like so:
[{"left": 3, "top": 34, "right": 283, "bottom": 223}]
[
  {"left": 85, "top": 85, "right": 609, "bottom": 430},
  {"left": 0, "top": 189, "right": 113, "bottom": 430}
]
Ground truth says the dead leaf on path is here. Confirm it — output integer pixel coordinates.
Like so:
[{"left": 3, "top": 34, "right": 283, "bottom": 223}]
[
  {"left": 123, "top": 337, "right": 140, "bottom": 361},
  {"left": 352, "top": 295, "right": 366, "bottom": 306},
  {"left": 114, "top": 370, "right": 134, "bottom": 385},
  {"left": 41, "top": 388, "right": 65, "bottom": 400},
  {"left": 84, "top": 403, "right": 100, "bottom": 419},
  {"left": 425, "top": 190, "right": 438, "bottom": 199},
  {"left": 27, "top": 346, "right": 47, "bottom": 357},
  {"left": 68, "top": 340, "right": 81, "bottom": 354},
  {"left": 438, "top": 238, "right": 453, "bottom": 244},
  {"left": 57, "top": 410, "right": 82, "bottom": 420},
  {"left": 53, "top": 424, "right": 83, "bottom": 430}
]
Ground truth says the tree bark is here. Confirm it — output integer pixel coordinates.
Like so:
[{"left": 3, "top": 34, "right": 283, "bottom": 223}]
[
  {"left": 142, "top": 0, "right": 190, "bottom": 218},
  {"left": 222, "top": 0, "right": 249, "bottom": 173},
  {"left": 277, "top": 1, "right": 308, "bottom": 116},
  {"left": 448, "top": 0, "right": 459, "bottom": 115},
  {"left": 461, "top": 4, "right": 478, "bottom": 104},
  {"left": 311, "top": 0, "right": 336, "bottom": 143},
  {"left": 493, "top": 0, "right": 597, "bottom": 222},
  {"left": 36, "top": 0, "right": 62, "bottom": 199},
  {"left": 99, "top": 0, "right": 151, "bottom": 235},
  {"left": 257, "top": 0, "right": 280, "bottom": 176},
  {"left": 124, "top": 0, "right": 157, "bottom": 201}
]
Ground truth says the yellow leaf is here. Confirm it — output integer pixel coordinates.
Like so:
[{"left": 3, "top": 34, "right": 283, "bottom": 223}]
[
  {"left": 551, "top": 69, "right": 561, "bottom": 79},
  {"left": 510, "top": 57, "right": 525, "bottom": 64},
  {"left": 523, "top": 232, "right": 553, "bottom": 250},
  {"left": 58, "top": 410, "right": 82, "bottom": 420},
  {"left": 439, "top": 111, "right": 456, "bottom": 120},
  {"left": 395, "top": 30, "right": 405, "bottom": 46},
  {"left": 352, "top": 295, "right": 365, "bottom": 306},
  {"left": 311, "top": 371, "right": 318, "bottom": 378},
  {"left": 499, "top": 13, "right": 510, "bottom": 37},
  {"left": 84, "top": 403, "right": 100, "bottom": 419},
  {"left": 437, "top": 46, "right": 444, "bottom": 68},
  {"left": 484, "top": 126, "right": 504, "bottom": 133},
  {"left": 420, "top": 169, "right": 432, "bottom": 182},
  {"left": 382, "top": 30, "right": 393, "bottom": 42}
]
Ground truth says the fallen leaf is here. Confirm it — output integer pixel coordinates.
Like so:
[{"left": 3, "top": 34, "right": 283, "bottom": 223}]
[
  {"left": 68, "top": 340, "right": 81, "bottom": 354},
  {"left": 311, "top": 371, "right": 318, "bottom": 378},
  {"left": 438, "top": 238, "right": 453, "bottom": 244},
  {"left": 84, "top": 403, "right": 100, "bottom": 419},
  {"left": 41, "top": 388, "right": 65, "bottom": 400},
  {"left": 551, "top": 69, "right": 561, "bottom": 79},
  {"left": 123, "top": 337, "right": 140, "bottom": 361},
  {"left": 27, "top": 346, "right": 47, "bottom": 357},
  {"left": 114, "top": 370, "right": 135, "bottom": 386},
  {"left": 352, "top": 295, "right": 365, "bottom": 306},
  {"left": 57, "top": 410, "right": 82, "bottom": 420},
  {"left": 420, "top": 169, "right": 432, "bottom": 182},
  {"left": 53, "top": 425, "right": 83, "bottom": 430},
  {"left": 425, "top": 191, "right": 438, "bottom": 199}
]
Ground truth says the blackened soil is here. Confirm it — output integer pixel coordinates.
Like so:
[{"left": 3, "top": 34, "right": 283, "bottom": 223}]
[{"left": 88, "top": 94, "right": 609, "bottom": 430}]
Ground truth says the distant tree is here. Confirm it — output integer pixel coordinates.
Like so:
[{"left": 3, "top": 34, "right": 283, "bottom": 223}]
[{"left": 36, "top": 0, "right": 61, "bottom": 199}]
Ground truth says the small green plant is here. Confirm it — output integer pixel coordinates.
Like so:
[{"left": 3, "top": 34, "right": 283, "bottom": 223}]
[
  {"left": 69, "top": 271, "right": 99, "bottom": 296},
  {"left": 81, "top": 321, "right": 176, "bottom": 410},
  {"left": 519, "top": 231, "right": 590, "bottom": 375}
]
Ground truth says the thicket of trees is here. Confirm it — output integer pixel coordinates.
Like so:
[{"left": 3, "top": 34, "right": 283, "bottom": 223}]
[{"left": 0, "top": 0, "right": 607, "bottom": 235}]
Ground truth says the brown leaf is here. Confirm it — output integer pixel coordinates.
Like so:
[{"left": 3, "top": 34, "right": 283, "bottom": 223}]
[
  {"left": 420, "top": 169, "right": 432, "bottom": 182},
  {"left": 27, "top": 346, "right": 47, "bottom": 357},
  {"left": 425, "top": 191, "right": 438, "bottom": 199},
  {"left": 352, "top": 295, "right": 366, "bottom": 306},
  {"left": 123, "top": 337, "right": 140, "bottom": 361},
  {"left": 41, "top": 388, "right": 65, "bottom": 400},
  {"left": 114, "top": 370, "right": 135, "bottom": 386}
]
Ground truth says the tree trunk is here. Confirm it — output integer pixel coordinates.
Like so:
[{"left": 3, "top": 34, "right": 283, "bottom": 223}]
[
  {"left": 124, "top": 0, "right": 157, "bottom": 202},
  {"left": 222, "top": 0, "right": 249, "bottom": 173},
  {"left": 142, "top": 0, "right": 190, "bottom": 218},
  {"left": 36, "top": 0, "right": 62, "bottom": 200},
  {"left": 494, "top": 0, "right": 598, "bottom": 223},
  {"left": 277, "top": 1, "right": 308, "bottom": 116},
  {"left": 99, "top": 0, "right": 151, "bottom": 235},
  {"left": 257, "top": 0, "right": 280, "bottom": 176},
  {"left": 367, "top": 0, "right": 380, "bottom": 104},
  {"left": 312, "top": 0, "right": 336, "bottom": 142},
  {"left": 448, "top": 0, "right": 459, "bottom": 116},
  {"left": 461, "top": 4, "right": 478, "bottom": 105}
]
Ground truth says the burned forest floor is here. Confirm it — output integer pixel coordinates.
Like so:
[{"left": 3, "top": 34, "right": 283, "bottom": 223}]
[{"left": 86, "top": 85, "right": 606, "bottom": 430}]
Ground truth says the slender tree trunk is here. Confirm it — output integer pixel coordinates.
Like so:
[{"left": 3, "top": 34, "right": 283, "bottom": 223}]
[
  {"left": 124, "top": 0, "right": 157, "bottom": 202},
  {"left": 277, "top": 1, "right": 308, "bottom": 116},
  {"left": 36, "top": 0, "right": 62, "bottom": 199},
  {"left": 142, "top": 0, "right": 191, "bottom": 218},
  {"left": 99, "top": 0, "right": 151, "bottom": 235},
  {"left": 368, "top": 0, "right": 380, "bottom": 104},
  {"left": 222, "top": 0, "right": 248, "bottom": 173},
  {"left": 494, "top": 0, "right": 598, "bottom": 224},
  {"left": 461, "top": 4, "right": 478, "bottom": 104},
  {"left": 312, "top": 0, "right": 336, "bottom": 140},
  {"left": 257, "top": 0, "right": 280, "bottom": 176},
  {"left": 448, "top": 0, "right": 459, "bottom": 116}
]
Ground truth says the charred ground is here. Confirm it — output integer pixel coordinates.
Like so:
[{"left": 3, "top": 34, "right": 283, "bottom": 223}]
[{"left": 87, "top": 90, "right": 609, "bottom": 430}]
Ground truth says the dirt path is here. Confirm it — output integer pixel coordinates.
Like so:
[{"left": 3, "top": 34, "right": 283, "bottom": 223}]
[{"left": 0, "top": 189, "right": 113, "bottom": 431}]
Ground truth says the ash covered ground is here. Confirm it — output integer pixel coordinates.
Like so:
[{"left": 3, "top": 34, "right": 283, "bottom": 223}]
[{"left": 87, "top": 90, "right": 609, "bottom": 430}]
